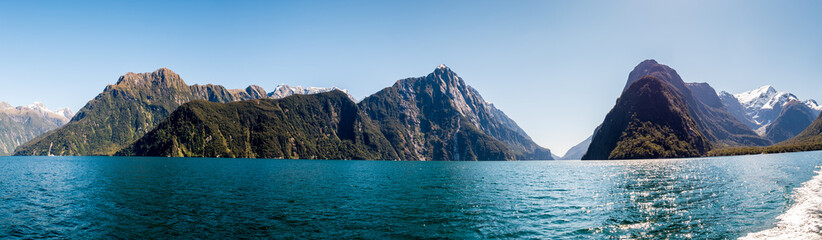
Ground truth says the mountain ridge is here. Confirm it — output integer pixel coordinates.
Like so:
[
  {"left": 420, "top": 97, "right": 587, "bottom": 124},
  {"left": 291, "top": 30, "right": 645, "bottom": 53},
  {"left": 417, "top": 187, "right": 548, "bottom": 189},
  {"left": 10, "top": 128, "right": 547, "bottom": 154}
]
[
  {"left": 358, "top": 65, "right": 551, "bottom": 160},
  {"left": 0, "top": 102, "right": 73, "bottom": 155},
  {"left": 20, "top": 66, "right": 551, "bottom": 160},
  {"left": 14, "top": 68, "right": 268, "bottom": 156},
  {"left": 117, "top": 65, "right": 552, "bottom": 161}
]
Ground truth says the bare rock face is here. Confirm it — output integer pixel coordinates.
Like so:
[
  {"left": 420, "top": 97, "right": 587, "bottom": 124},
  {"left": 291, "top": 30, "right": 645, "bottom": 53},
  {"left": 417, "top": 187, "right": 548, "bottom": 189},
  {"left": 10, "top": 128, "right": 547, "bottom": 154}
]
[
  {"left": 0, "top": 102, "right": 73, "bottom": 155},
  {"left": 14, "top": 68, "right": 266, "bottom": 156},
  {"left": 359, "top": 65, "right": 552, "bottom": 161}
]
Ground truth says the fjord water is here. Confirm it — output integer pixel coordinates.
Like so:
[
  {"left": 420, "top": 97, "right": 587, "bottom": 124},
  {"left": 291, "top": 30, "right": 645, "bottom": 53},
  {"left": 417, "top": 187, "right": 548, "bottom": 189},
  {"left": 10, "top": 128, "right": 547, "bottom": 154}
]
[{"left": 2, "top": 153, "right": 822, "bottom": 239}]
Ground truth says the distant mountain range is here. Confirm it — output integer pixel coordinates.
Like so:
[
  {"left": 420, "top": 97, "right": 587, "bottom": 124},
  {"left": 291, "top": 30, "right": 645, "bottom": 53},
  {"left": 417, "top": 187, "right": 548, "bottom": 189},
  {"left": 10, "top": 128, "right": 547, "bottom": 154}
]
[
  {"left": 560, "top": 129, "right": 594, "bottom": 160},
  {"left": 268, "top": 84, "right": 355, "bottom": 101},
  {"left": 16, "top": 66, "right": 552, "bottom": 160},
  {"left": 709, "top": 112, "right": 822, "bottom": 156},
  {"left": 0, "top": 102, "right": 72, "bottom": 155},
  {"left": 9, "top": 61, "right": 822, "bottom": 160},
  {"left": 719, "top": 86, "right": 821, "bottom": 143}
]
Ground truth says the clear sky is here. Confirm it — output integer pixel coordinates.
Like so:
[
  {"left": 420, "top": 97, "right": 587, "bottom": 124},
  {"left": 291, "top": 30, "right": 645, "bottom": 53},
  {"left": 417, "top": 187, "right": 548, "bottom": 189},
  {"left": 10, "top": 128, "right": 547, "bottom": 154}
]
[{"left": 1, "top": 0, "right": 821, "bottom": 156}]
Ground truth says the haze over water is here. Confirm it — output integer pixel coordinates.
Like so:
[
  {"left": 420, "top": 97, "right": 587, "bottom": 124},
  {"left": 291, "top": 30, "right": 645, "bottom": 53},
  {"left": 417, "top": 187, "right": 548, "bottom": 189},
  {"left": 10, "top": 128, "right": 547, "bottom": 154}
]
[{"left": 2, "top": 152, "right": 822, "bottom": 239}]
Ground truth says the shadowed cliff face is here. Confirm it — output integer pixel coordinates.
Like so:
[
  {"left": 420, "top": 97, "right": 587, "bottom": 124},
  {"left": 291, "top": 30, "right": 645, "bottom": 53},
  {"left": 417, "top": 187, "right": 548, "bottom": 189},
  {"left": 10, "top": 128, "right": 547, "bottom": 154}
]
[
  {"left": 14, "top": 68, "right": 267, "bottom": 156},
  {"left": 766, "top": 101, "right": 818, "bottom": 143},
  {"left": 687, "top": 83, "right": 725, "bottom": 109},
  {"left": 790, "top": 113, "right": 822, "bottom": 143},
  {"left": 583, "top": 76, "right": 710, "bottom": 160},
  {"left": 627, "top": 60, "right": 769, "bottom": 147},
  {"left": 358, "top": 65, "right": 552, "bottom": 161},
  {"left": 584, "top": 60, "right": 769, "bottom": 160}
]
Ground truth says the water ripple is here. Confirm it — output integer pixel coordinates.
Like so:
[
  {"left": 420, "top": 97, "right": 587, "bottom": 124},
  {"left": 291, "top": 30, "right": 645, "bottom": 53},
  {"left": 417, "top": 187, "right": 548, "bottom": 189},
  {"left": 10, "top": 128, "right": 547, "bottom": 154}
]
[{"left": 0, "top": 153, "right": 821, "bottom": 238}]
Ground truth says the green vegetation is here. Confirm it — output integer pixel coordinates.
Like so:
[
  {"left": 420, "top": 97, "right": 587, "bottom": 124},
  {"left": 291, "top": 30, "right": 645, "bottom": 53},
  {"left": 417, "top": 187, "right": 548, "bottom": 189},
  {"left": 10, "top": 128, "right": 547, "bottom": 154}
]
[
  {"left": 763, "top": 101, "right": 817, "bottom": 143},
  {"left": 119, "top": 66, "right": 542, "bottom": 160},
  {"left": 584, "top": 60, "right": 774, "bottom": 160},
  {"left": 584, "top": 76, "right": 710, "bottom": 160},
  {"left": 19, "top": 66, "right": 549, "bottom": 160},
  {"left": 118, "top": 91, "right": 399, "bottom": 160},
  {"left": 0, "top": 110, "right": 65, "bottom": 155},
  {"left": 708, "top": 113, "right": 822, "bottom": 156},
  {"left": 14, "top": 68, "right": 265, "bottom": 156},
  {"left": 707, "top": 142, "right": 822, "bottom": 156},
  {"left": 610, "top": 120, "right": 706, "bottom": 159},
  {"left": 357, "top": 66, "right": 546, "bottom": 160}
]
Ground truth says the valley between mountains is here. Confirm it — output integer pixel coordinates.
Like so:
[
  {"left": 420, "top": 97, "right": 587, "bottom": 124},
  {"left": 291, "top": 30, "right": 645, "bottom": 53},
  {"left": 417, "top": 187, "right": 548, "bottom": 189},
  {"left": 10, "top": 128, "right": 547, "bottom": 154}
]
[{"left": 7, "top": 61, "right": 822, "bottom": 160}]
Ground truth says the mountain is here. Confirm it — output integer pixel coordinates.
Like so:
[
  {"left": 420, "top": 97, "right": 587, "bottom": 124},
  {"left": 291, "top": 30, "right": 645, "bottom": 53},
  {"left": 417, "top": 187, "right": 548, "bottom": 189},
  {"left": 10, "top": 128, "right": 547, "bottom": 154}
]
[
  {"left": 764, "top": 100, "right": 818, "bottom": 143},
  {"left": 786, "top": 113, "right": 822, "bottom": 145},
  {"left": 0, "top": 102, "right": 73, "bottom": 155},
  {"left": 719, "top": 85, "right": 822, "bottom": 142},
  {"left": 358, "top": 65, "right": 552, "bottom": 160},
  {"left": 718, "top": 92, "right": 759, "bottom": 130},
  {"left": 583, "top": 76, "right": 710, "bottom": 160},
  {"left": 726, "top": 85, "right": 822, "bottom": 130},
  {"left": 268, "top": 85, "right": 355, "bottom": 101},
  {"left": 625, "top": 60, "right": 769, "bottom": 148},
  {"left": 117, "top": 91, "right": 398, "bottom": 160},
  {"left": 583, "top": 59, "right": 768, "bottom": 160},
  {"left": 708, "top": 112, "right": 822, "bottom": 156},
  {"left": 561, "top": 134, "right": 592, "bottom": 160},
  {"left": 14, "top": 68, "right": 266, "bottom": 156},
  {"left": 121, "top": 65, "right": 552, "bottom": 161}
]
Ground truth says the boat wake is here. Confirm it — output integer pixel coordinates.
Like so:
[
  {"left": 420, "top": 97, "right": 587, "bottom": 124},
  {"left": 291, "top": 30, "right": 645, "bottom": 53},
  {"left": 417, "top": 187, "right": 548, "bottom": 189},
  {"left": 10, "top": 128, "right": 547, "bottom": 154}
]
[{"left": 741, "top": 167, "right": 822, "bottom": 240}]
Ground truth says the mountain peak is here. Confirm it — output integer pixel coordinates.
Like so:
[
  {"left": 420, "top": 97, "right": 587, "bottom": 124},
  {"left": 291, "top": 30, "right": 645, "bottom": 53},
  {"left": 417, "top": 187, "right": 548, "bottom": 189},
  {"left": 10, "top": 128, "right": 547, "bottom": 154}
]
[
  {"left": 758, "top": 85, "right": 776, "bottom": 93},
  {"left": 624, "top": 59, "right": 688, "bottom": 95},
  {"left": 116, "top": 68, "right": 186, "bottom": 87},
  {"left": 734, "top": 85, "right": 787, "bottom": 110},
  {"left": 727, "top": 85, "right": 822, "bottom": 131},
  {"left": 638, "top": 59, "right": 659, "bottom": 66},
  {"left": 153, "top": 67, "right": 175, "bottom": 75},
  {"left": 433, "top": 64, "right": 454, "bottom": 74},
  {"left": 23, "top": 102, "right": 48, "bottom": 111}
]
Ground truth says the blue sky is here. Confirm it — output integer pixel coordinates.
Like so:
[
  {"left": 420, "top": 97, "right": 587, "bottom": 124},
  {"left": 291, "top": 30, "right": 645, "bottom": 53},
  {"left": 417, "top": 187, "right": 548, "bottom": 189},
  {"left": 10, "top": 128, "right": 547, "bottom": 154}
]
[{"left": 1, "top": 0, "right": 821, "bottom": 155}]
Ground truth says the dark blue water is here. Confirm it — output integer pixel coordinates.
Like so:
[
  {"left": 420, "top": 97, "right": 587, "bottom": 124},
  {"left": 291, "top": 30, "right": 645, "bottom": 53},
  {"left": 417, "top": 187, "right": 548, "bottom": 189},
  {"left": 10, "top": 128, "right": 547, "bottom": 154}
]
[{"left": 2, "top": 152, "right": 822, "bottom": 239}]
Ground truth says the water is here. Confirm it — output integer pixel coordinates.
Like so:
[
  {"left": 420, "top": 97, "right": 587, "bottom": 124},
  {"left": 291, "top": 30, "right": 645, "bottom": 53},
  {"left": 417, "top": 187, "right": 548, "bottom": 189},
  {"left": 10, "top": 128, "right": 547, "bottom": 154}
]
[{"left": 2, "top": 152, "right": 822, "bottom": 239}]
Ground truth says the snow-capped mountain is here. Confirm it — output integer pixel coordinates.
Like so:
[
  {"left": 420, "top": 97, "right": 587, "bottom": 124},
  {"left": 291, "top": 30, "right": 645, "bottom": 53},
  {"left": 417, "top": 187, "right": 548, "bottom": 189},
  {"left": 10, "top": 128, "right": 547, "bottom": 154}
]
[
  {"left": 720, "top": 85, "right": 821, "bottom": 133},
  {"left": 0, "top": 102, "right": 73, "bottom": 155},
  {"left": 1, "top": 101, "right": 74, "bottom": 124},
  {"left": 720, "top": 85, "right": 822, "bottom": 129},
  {"left": 268, "top": 84, "right": 356, "bottom": 101}
]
